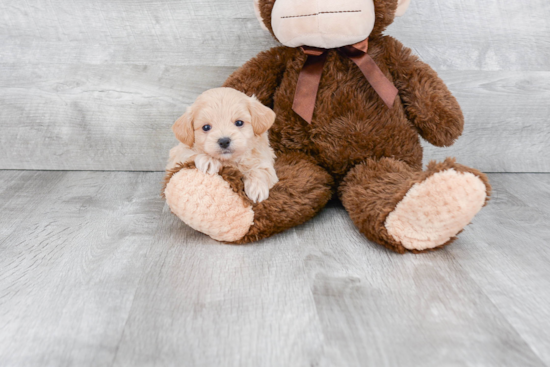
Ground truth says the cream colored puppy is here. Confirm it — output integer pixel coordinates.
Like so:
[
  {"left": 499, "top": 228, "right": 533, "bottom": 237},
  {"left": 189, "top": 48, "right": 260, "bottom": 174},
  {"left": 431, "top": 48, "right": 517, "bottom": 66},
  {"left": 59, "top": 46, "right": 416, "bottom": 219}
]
[{"left": 166, "top": 88, "right": 279, "bottom": 203}]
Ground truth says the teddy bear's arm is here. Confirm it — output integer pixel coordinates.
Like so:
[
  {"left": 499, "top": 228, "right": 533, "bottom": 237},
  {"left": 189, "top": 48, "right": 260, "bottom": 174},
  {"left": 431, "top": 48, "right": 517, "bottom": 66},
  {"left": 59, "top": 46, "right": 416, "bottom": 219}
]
[
  {"left": 383, "top": 37, "right": 464, "bottom": 147},
  {"left": 223, "top": 46, "right": 293, "bottom": 107}
]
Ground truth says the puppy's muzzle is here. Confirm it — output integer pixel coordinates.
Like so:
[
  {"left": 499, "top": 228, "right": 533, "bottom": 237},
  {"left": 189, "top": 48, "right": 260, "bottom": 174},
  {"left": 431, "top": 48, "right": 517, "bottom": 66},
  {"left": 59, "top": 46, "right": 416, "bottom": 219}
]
[{"left": 218, "top": 137, "right": 231, "bottom": 149}]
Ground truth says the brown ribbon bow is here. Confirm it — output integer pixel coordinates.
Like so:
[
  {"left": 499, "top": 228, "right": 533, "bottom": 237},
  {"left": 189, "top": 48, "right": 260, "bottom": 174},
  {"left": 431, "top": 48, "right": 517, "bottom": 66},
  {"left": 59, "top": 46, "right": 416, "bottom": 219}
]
[{"left": 292, "top": 38, "right": 398, "bottom": 124}]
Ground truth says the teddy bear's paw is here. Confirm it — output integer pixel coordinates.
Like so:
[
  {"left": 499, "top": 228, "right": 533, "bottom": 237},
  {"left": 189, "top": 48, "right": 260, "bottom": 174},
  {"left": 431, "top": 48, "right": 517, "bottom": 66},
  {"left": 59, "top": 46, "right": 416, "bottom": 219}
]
[
  {"left": 385, "top": 169, "right": 487, "bottom": 251},
  {"left": 164, "top": 168, "right": 254, "bottom": 242}
]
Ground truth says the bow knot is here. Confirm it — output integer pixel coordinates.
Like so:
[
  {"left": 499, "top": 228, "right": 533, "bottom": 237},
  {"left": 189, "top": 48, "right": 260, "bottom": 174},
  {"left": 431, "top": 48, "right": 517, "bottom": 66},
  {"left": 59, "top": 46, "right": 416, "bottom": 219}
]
[
  {"left": 293, "top": 38, "right": 398, "bottom": 124},
  {"left": 301, "top": 47, "right": 326, "bottom": 57}
]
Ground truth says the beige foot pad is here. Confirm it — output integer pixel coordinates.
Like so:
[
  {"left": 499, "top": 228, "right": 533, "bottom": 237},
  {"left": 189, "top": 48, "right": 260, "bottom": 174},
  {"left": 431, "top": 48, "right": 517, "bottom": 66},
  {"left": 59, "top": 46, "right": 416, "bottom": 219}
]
[
  {"left": 164, "top": 169, "right": 254, "bottom": 242},
  {"left": 385, "top": 169, "right": 487, "bottom": 251}
]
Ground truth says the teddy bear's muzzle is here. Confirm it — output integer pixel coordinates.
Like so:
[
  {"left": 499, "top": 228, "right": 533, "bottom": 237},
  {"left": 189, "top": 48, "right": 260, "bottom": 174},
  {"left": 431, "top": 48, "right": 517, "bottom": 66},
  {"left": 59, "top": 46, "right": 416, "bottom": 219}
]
[{"left": 270, "top": 0, "right": 377, "bottom": 49}]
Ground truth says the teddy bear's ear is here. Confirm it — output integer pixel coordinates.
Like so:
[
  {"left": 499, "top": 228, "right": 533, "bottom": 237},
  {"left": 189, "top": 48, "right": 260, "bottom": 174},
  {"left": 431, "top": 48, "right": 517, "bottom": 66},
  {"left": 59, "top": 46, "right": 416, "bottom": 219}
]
[
  {"left": 172, "top": 106, "right": 195, "bottom": 147},
  {"left": 395, "top": 0, "right": 411, "bottom": 17},
  {"left": 248, "top": 96, "right": 276, "bottom": 136},
  {"left": 253, "top": 0, "right": 269, "bottom": 31}
]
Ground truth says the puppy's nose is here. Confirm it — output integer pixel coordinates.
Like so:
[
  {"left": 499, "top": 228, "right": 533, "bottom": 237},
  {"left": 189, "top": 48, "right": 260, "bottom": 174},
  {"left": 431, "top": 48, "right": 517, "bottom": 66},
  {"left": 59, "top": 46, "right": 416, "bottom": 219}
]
[{"left": 218, "top": 137, "right": 231, "bottom": 149}]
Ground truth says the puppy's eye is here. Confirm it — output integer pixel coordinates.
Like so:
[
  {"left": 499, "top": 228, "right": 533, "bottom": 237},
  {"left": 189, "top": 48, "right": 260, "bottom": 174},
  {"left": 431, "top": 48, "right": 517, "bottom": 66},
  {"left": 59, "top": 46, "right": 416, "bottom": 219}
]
[
  {"left": 235, "top": 120, "right": 244, "bottom": 127},
  {"left": 202, "top": 125, "right": 212, "bottom": 132}
]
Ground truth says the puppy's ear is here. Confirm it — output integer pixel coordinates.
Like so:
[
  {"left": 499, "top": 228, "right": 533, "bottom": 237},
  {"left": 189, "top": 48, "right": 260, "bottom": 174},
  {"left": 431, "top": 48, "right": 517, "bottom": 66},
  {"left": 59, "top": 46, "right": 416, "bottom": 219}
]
[
  {"left": 172, "top": 106, "right": 195, "bottom": 146},
  {"left": 248, "top": 96, "right": 276, "bottom": 136}
]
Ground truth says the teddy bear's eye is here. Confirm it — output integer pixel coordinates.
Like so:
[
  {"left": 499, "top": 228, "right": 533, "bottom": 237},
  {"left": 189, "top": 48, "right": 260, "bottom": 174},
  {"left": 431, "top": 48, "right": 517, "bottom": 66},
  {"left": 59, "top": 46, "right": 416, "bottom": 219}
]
[
  {"left": 202, "top": 125, "right": 212, "bottom": 132},
  {"left": 235, "top": 120, "right": 244, "bottom": 127}
]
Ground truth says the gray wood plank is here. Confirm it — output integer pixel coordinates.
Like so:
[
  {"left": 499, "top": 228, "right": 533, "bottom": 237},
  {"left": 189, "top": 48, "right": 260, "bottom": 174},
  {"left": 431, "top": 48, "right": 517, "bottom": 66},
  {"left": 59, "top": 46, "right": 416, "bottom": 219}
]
[
  {"left": 0, "top": 0, "right": 273, "bottom": 67},
  {"left": 1, "top": 64, "right": 548, "bottom": 172},
  {"left": 299, "top": 203, "right": 546, "bottom": 367},
  {"left": 113, "top": 210, "right": 326, "bottom": 367},
  {"left": 0, "top": 0, "right": 548, "bottom": 71},
  {"left": 1, "top": 171, "right": 550, "bottom": 366},
  {"left": 1, "top": 0, "right": 549, "bottom": 171},
  {"left": 423, "top": 71, "right": 550, "bottom": 172},
  {"left": 386, "top": 0, "right": 550, "bottom": 72},
  {"left": 0, "top": 171, "right": 166, "bottom": 367},
  {"left": 0, "top": 171, "right": 66, "bottom": 239},
  {"left": 449, "top": 174, "right": 550, "bottom": 365},
  {"left": 113, "top": 178, "right": 548, "bottom": 366},
  {"left": 0, "top": 63, "right": 229, "bottom": 171}
]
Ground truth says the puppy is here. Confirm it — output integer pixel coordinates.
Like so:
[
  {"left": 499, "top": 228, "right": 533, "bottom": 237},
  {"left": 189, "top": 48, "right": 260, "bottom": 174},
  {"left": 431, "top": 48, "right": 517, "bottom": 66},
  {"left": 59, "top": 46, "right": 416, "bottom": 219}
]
[{"left": 166, "top": 88, "right": 279, "bottom": 203}]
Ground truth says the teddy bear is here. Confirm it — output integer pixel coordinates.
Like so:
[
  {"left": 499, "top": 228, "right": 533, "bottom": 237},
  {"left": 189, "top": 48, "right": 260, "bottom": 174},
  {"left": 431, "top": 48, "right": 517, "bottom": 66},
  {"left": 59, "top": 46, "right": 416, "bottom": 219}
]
[{"left": 163, "top": 0, "right": 491, "bottom": 254}]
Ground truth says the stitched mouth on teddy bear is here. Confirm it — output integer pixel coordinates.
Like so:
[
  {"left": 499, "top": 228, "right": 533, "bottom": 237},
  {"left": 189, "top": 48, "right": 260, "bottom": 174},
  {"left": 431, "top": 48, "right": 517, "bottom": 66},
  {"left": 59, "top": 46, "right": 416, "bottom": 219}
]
[{"left": 281, "top": 10, "right": 362, "bottom": 20}]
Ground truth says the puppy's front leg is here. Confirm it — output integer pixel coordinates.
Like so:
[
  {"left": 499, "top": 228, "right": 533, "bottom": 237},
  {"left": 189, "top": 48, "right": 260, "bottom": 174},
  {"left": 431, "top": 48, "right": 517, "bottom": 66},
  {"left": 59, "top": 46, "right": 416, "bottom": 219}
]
[
  {"left": 195, "top": 154, "right": 222, "bottom": 175},
  {"left": 243, "top": 170, "right": 271, "bottom": 203},
  {"left": 166, "top": 143, "right": 196, "bottom": 171}
]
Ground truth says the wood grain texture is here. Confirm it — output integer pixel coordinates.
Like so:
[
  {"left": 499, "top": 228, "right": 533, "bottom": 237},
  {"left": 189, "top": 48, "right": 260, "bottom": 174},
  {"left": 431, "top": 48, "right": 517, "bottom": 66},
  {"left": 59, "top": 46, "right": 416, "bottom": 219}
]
[
  {"left": 0, "top": 171, "right": 166, "bottom": 366},
  {"left": 0, "top": 171, "right": 65, "bottom": 239},
  {"left": 423, "top": 71, "right": 550, "bottom": 172},
  {"left": 386, "top": 0, "right": 550, "bottom": 72},
  {"left": 0, "top": 63, "right": 228, "bottom": 171},
  {"left": 0, "top": 64, "right": 548, "bottom": 172},
  {"left": 1, "top": 171, "right": 550, "bottom": 366},
  {"left": 1, "top": 0, "right": 548, "bottom": 70},
  {"left": 449, "top": 173, "right": 550, "bottom": 365},
  {"left": 0, "top": 0, "right": 549, "bottom": 171}
]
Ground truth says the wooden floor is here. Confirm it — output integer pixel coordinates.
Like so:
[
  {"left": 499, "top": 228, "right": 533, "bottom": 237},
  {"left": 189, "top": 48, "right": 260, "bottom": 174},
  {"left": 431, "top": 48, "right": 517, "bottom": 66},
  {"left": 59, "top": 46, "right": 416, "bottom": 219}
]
[
  {"left": 0, "top": 170, "right": 549, "bottom": 367},
  {"left": 1, "top": 0, "right": 548, "bottom": 365}
]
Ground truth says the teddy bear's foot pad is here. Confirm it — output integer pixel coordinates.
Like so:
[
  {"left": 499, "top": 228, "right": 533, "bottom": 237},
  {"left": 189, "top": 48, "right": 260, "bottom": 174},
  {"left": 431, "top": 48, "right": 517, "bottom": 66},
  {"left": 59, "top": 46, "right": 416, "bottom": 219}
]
[
  {"left": 164, "top": 169, "right": 254, "bottom": 242},
  {"left": 385, "top": 169, "right": 487, "bottom": 251}
]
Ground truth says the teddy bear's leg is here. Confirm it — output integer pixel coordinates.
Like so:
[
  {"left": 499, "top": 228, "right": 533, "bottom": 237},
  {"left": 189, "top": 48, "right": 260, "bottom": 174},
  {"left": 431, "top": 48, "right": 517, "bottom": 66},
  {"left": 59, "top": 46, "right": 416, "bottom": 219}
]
[
  {"left": 163, "top": 153, "right": 334, "bottom": 244},
  {"left": 339, "top": 158, "right": 491, "bottom": 254},
  {"left": 163, "top": 162, "right": 254, "bottom": 242},
  {"left": 236, "top": 152, "right": 334, "bottom": 243}
]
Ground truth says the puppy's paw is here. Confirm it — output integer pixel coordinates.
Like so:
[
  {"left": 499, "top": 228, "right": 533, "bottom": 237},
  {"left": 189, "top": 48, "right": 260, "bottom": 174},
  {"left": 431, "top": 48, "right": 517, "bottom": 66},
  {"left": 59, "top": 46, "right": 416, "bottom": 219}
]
[
  {"left": 195, "top": 154, "right": 222, "bottom": 175},
  {"left": 244, "top": 177, "right": 270, "bottom": 203}
]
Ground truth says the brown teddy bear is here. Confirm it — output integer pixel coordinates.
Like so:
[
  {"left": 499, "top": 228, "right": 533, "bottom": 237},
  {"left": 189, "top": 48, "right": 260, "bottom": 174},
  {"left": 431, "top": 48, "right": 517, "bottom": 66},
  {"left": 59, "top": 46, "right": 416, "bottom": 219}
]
[{"left": 163, "top": 0, "right": 491, "bottom": 253}]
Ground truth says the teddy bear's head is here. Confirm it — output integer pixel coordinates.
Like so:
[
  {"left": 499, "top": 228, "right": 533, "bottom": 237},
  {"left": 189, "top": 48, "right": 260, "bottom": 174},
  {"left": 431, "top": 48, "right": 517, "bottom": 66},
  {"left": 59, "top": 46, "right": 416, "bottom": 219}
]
[{"left": 254, "top": 0, "right": 410, "bottom": 49}]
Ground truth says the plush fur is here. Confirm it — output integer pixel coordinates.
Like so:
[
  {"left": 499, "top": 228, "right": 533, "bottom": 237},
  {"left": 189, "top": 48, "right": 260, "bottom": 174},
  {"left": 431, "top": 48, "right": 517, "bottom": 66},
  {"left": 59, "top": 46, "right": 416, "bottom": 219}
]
[
  {"left": 163, "top": 0, "right": 491, "bottom": 253},
  {"left": 385, "top": 168, "right": 487, "bottom": 251},
  {"left": 163, "top": 154, "right": 333, "bottom": 244},
  {"left": 339, "top": 158, "right": 490, "bottom": 253},
  {"left": 164, "top": 162, "right": 255, "bottom": 242}
]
